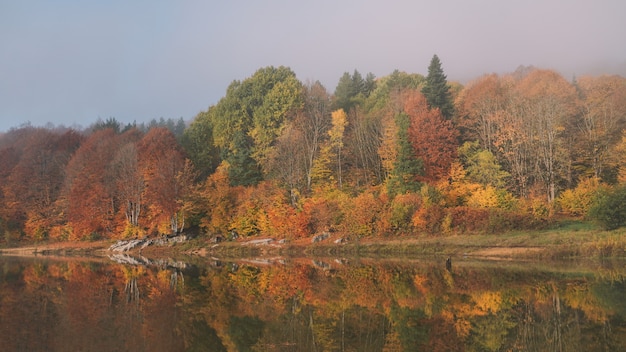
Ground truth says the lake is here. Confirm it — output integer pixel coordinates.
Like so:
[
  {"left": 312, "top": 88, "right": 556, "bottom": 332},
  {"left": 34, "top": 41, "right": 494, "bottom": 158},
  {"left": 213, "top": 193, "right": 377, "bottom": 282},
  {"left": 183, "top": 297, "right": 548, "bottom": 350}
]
[{"left": 1, "top": 253, "right": 625, "bottom": 351}]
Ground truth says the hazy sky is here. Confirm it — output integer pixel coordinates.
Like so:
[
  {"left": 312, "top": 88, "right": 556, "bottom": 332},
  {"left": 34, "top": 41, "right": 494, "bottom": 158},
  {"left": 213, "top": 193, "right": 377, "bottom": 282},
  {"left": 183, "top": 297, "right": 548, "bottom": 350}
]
[{"left": 1, "top": 0, "right": 625, "bottom": 132}]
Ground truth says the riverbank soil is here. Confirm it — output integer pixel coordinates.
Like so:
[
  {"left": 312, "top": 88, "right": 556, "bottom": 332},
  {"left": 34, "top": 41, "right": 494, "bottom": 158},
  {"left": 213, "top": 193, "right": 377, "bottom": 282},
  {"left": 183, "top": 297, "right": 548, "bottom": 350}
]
[
  {"left": 1, "top": 221, "right": 625, "bottom": 260},
  {"left": 0, "top": 240, "right": 109, "bottom": 257}
]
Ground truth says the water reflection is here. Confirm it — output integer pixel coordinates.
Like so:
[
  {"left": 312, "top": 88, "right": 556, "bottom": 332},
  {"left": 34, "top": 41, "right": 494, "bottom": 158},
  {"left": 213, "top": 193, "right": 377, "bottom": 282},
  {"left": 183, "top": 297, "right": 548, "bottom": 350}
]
[{"left": 1, "top": 255, "right": 625, "bottom": 351}]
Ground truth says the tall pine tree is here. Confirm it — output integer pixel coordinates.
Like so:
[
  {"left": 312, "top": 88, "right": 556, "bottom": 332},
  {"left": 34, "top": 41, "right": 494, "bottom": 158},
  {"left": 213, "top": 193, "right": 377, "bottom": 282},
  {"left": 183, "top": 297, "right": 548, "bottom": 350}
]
[
  {"left": 421, "top": 54, "right": 454, "bottom": 119},
  {"left": 387, "top": 111, "right": 423, "bottom": 196}
]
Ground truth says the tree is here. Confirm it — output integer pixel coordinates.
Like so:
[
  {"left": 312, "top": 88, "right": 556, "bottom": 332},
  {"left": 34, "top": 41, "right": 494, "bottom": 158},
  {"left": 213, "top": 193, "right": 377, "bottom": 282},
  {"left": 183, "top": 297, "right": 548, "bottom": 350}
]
[
  {"left": 270, "top": 122, "right": 306, "bottom": 204},
  {"left": 455, "top": 74, "right": 509, "bottom": 152},
  {"left": 297, "top": 81, "right": 332, "bottom": 191},
  {"left": 589, "top": 184, "right": 626, "bottom": 230},
  {"left": 515, "top": 69, "right": 577, "bottom": 202},
  {"left": 369, "top": 70, "right": 425, "bottom": 184},
  {"left": 458, "top": 141, "right": 509, "bottom": 188},
  {"left": 91, "top": 117, "right": 122, "bottom": 133},
  {"left": 200, "top": 162, "right": 237, "bottom": 235},
  {"left": 138, "top": 127, "right": 187, "bottom": 234},
  {"left": 422, "top": 55, "right": 455, "bottom": 120},
  {"left": 492, "top": 79, "right": 533, "bottom": 198},
  {"left": 3, "top": 128, "right": 82, "bottom": 240},
  {"left": 574, "top": 75, "right": 626, "bottom": 181},
  {"left": 249, "top": 70, "right": 303, "bottom": 173},
  {"left": 406, "top": 91, "right": 458, "bottom": 183},
  {"left": 211, "top": 66, "right": 302, "bottom": 186},
  {"left": 64, "top": 129, "right": 119, "bottom": 238},
  {"left": 109, "top": 142, "right": 143, "bottom": 228},
  {"left": 386, "top": 110, "right": 423, "bottom": 196},
  {"left": 329, "top": 109, "right": 348, "bottom": 189},
  {"left": 345, "top": 107, "right": 384, "bottom": 187},
  {"left": 181, "top": 109, "right": 220, "bottom": 181},
  {"left": 334, "top": 70, "right": 376, "bottom": 113},
  {"left": 311, "top": 109, "right": 348, "bottom": 190}
]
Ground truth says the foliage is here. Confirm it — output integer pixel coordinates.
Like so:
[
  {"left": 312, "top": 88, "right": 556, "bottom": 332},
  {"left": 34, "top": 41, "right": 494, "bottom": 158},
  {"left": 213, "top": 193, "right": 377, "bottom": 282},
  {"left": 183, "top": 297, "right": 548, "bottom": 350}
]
[
  {"left": 333, "top": 70, "right": 376, "bottom": 112},
  {"left": 406, "top": 91, "right": 458, "bottom": 183},
  {"left": 301, "top": 189, "right": 347, "bottom": 234},
  {"left": 181, "top": 110, "right": 220, "bottom": 180},
  {"left": 557, "top": 177, "right": 606, "bottom": 217},
  {"left": 384, "top": 192, "right": 421, "bottom": 234},
  {"left": 210, "top": 66, "right": 302, "bottom": 186},
  {"left": 445, "top": 207, "right": 490, "bottom": 233},
  {"left": 199, "top": 162, "right": 237, "bottom": 235},
  {"left": 466, "top": 185, "right": 500, "bottom": 208},
  {"left": 1, "top": 65, "right": 626, "bottom": 243},
  {"left": 341, "top": 187, "right": 384, "bottom": 237},
  {"left": 588, "top": 185, "right": 626, "bottom": 230},
  {"left": 386, "top": 111, "right": 422, "bottom": 196},
  {"left": 421, "top": 54, "right": 455, "bottom": 119},
  {"left": 458, "top": 141, "right": 509, "bottom": 188}
]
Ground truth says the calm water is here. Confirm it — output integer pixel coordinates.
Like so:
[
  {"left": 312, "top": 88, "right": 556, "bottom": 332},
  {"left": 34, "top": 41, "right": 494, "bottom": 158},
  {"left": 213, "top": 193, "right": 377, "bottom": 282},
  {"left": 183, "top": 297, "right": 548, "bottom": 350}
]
[{"left": 1, "top": 254, "right": 625, "bottom": 352}]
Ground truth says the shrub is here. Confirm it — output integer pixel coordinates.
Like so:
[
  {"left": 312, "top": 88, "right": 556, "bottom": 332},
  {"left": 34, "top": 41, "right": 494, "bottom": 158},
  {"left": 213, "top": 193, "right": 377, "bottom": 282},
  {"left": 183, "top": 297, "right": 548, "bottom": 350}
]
[
  {"left": 122, "top": 224, "right": 145, "bottom": 239},
  {"left": 385, "top": 193, "right": 421, "bottom": 234},
  {"left": 446, "top": 207, "right": 490, "bottom": 233},
  {"left": 302, "top": 196, "right": 343, "bottom": 234},
  {"left": 557, "top": 177, "right": 605, "bottom": 216},
  {"left": 86, "top": 232, "right": 102, "bottom": 241},
  {"left": 413, "top": 204, "right": 445, "bottom": 235},
  {"left": 588, "top": 185, "right": 626, "bottom": 230},
  {"left": 466, "top": 185, "right": 499, "bottom": 208},
  {"left": 342, "top": 191, "right": 383, "bottom": 237}
]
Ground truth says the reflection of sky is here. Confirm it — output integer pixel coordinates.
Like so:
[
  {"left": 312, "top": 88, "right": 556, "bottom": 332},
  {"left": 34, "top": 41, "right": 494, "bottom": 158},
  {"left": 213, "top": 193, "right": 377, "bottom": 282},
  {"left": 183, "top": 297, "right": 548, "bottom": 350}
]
[{"left": 2, "top": 0, "right": 625, "bottom": 131}]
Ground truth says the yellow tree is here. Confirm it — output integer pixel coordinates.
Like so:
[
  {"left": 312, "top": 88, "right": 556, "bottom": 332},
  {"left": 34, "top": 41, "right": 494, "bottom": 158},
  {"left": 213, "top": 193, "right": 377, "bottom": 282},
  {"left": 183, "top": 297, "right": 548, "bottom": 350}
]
[
  {"left": 328, "top": 109, "right": 347, "bottom": 189},
  {"left": 378, "top": 110, "right": 398, "bottom": 181}
]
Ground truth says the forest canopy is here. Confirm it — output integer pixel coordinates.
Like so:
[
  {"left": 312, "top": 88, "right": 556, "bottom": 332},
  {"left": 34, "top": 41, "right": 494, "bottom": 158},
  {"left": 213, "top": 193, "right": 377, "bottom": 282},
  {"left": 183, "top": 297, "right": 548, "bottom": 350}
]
[{"left": 2, "top": 58, "right": 626, "bottom": 244}]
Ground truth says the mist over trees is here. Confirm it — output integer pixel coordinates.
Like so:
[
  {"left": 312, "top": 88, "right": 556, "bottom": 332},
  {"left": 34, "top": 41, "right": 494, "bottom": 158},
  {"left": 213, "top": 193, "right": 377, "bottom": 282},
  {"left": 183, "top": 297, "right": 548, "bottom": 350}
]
[{"left": 2, "top": 56, "right": 626, "bottom": 243}]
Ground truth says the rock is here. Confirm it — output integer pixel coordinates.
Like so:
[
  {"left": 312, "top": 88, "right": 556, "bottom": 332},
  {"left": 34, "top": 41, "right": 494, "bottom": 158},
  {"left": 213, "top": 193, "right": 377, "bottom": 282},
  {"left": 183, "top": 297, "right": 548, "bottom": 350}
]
[
  {"left": 243, "top": 238, "right": 274, "bottom": 246},
  {"left": 108, "top": 233, "right": 190, "bottom": 252},
  {"left": 312, "top": 232, "right": 330, "bottom": 243}
]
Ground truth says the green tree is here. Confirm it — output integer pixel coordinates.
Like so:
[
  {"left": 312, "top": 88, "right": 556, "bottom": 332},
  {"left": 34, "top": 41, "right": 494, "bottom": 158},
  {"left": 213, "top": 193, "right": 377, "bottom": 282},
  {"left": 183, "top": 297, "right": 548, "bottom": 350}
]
[
  {"left": 387, "top": 111, "right": 423, "bottom": 196},
  {"left": 421, "top": 55, "right": 455, "bottom": 120},
  {"left": 588, "top": 185, "right": 626, "bottom": 230},
  {"left": 459, "top": 141, "right": 509, "bottom": 188},
  {"left": 181, "top": 110, "right": 220, "bottom": 181},
  {"left": 250, "top": 72, "right": 303, "bottom": 173},
  {"left": 210, "top": 66, "right": 302, "bottom": 186},
  {"left": 334, "top": 70, "right": 376, "bottom": 112},
  {"left": 91, "top": 117, "right": 121, "bottom": 133}
]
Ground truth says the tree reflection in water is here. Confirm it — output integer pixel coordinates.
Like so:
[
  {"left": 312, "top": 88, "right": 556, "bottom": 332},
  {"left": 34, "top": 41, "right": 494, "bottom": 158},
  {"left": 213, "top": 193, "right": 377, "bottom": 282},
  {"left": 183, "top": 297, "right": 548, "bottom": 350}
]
[{"left": 0, "top": 256, "right": 625, "bottom": 351}]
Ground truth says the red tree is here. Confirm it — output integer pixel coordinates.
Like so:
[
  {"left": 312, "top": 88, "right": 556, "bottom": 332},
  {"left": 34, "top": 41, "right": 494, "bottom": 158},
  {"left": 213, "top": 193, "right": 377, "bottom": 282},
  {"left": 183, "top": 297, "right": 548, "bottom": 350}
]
[
  {"left": 405, "top": 91, "right": 458, "bottom": 183},
  {"left": 138, "top": 128, "right": 187, "bottom": 234},
  {"left": 64, "top": 129, "right": 119, "bottom": 239}
]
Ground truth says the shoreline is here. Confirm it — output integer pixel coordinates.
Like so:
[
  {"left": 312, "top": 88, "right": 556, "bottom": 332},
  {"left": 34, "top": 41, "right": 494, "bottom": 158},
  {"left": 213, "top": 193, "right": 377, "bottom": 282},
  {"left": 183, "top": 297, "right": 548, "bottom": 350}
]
[{"left": 2, "top": 225, "right": 625, "bottom": 261}]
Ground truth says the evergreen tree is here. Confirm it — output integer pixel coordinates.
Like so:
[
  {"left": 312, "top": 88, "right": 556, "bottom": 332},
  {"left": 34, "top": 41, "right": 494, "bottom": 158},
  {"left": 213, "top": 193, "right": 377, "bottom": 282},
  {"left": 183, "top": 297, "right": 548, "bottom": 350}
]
[
  {"left": 334, "top": 70, "right": 376, "bottom": 112},
  {"left": 387, "top": 112, "right": 423, "bottom": 196},
  {"left": 334, "top": 72, "right": 358, "bottom": 112},
  {"left": 421, "top": 54, "right": 454, "bottom": 119}
]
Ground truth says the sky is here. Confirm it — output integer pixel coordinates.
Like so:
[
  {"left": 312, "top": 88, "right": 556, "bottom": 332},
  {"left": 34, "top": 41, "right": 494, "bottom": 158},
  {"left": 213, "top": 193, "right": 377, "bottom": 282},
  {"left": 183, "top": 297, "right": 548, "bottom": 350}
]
[{"left": 1, "top": 0, "right": 625, "bottom": 132}]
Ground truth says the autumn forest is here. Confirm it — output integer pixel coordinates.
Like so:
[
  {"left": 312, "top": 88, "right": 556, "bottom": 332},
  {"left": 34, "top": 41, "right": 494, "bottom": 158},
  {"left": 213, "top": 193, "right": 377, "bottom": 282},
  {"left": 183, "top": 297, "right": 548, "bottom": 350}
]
[{"left": 2, "top": 56, "right": 626, "bottom": 245}]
